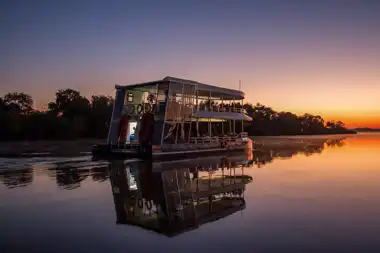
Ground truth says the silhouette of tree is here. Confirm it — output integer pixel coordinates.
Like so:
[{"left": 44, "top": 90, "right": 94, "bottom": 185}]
[
  {"left": 336, "top": 121, "right": 345, "bottom": 129},
  {"left": 91, "top": 166, "right": 109, "bottom": 182},
  {"left": 3, "top": 92, "right": 33, "bottom": 115},
  {"left": 48, "top": 89, "right": 81, "bottom": 113},
  {"left": 326, "top": 120, "right": 345, "bottom": 130},
  {"left": 0, "top": 97, "right": 5, "bottom": 111},
  {"left": 87, "top": 95, "right": 114, "bottom": 138},
  {"left": 0, "top": 169, "right": 33, "bottom": 188},
  {"left": 0, "top": 89, "right": 354, "bottom": 141}
]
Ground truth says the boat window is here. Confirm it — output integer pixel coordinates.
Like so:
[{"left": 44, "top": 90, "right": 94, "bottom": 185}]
[
  {"left": 127, "top": 93, "right": 134, "bottom": 102},
  {"left": 156, "top": 83, "right": 169, "bottom": 102},
  {"left": 165, "top": 82, "right": 195, "bottom": 121},
  {"left": 157, "top": 94, "right": 166, "bottom": 102}
]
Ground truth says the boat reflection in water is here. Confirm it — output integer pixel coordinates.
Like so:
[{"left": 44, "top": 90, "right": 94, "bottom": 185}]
[{"left": 109, "top": 154, "right": 253, "bottom": 237}]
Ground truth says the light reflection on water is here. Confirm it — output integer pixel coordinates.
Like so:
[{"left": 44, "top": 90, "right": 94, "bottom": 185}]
[{"left": 0, "top": 134, "right": 380, "bottom": 252}]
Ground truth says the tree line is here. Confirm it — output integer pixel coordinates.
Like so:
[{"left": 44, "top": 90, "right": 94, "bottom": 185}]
[
  {"left": 242, "top": 103, "right": 355, "bottom": 136},
  {"left": 0, "top": 89, "right": 354, "bottom": 141},
  {"left": 0, "top": 90, "right": 114, "bottom": 140}
]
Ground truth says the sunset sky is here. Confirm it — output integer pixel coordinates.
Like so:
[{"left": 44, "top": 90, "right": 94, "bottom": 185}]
[{"left": 1, "top": 0, "right": 379, "bottom": 128}]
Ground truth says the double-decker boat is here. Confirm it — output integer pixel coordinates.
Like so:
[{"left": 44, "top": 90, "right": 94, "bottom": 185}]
[{"left": 92, "top": 76, "right": 252, "bottom": 159}]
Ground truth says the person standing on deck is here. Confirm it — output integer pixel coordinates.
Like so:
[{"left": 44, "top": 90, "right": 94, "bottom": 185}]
[{"left": 117, "top": 114, "right": 130, "bottom": 142}]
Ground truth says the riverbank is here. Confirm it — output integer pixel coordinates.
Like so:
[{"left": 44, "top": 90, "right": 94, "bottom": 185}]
[
  {"left": 251, "top": 134, "right": 347, "bottom": 150},
  {"left": 0, "top": 139, "right": 105, "bottom": 157},
  {"left": 0, "top": 135, "right": 350, "bottom": 158}
]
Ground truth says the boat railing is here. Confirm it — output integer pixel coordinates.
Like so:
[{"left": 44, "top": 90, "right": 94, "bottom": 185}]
[
  {"left": 240, "top": 132, "right": 248, "bottom": 138},
  {"left": 190, "top": 136, "right": 220, "bottom": 144},
  {"left": 194, "top": 106, "right": 247, "bottom": 114},
  {"left": 189, "top": 132, "right": 248, "bottom": 144},
  {"left": 219, "top": 135, "right": 240, "bottom": 142},
  {"left": 218, "top": 107, "right": 247, "bottom": 114}
]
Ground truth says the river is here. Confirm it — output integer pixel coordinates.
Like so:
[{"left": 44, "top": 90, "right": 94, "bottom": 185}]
[{"left": 0, "top": 133, "right": 379, "bottom": 252}]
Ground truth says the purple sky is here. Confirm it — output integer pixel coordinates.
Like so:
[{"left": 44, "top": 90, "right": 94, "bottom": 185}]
[{"left": 1, "top": 0, "right": 380, "bottom": 127}]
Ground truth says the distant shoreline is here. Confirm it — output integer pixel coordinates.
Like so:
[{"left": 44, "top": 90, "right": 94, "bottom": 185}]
[
  {"left": 0, "top": 139, "right": 103, "bottom": 158},
  {"left": 353, "top": 128, "right": 380, "bottom": 132},
  {"left": 0, "top": 132, "right": 357, "bottom": 158},
  {"left": 250, "top": 132, "right": 357, "bottom": 137},
  {"left": 251, "top": 133, "right": 355, "bottom": 138}
]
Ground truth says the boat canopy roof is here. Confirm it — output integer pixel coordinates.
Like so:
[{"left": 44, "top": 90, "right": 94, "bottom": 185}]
[{"left": 115, "top": 76, "right": 245, "bottom": 100}]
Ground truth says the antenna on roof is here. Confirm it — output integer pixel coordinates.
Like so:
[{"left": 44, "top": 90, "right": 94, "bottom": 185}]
[{"left": 239, "top": 80, "right": 242, "bottom": 91}]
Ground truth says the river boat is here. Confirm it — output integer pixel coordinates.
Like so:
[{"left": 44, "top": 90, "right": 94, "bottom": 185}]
[{"left": 92, "top": 76, "right": 252, "bottom": 159}]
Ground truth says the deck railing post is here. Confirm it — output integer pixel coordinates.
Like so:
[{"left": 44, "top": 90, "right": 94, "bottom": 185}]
[
  {"left": 155, "top": 83, "right": 159, "bottom": 113},
  {"left": 175, "top": 82, "right": 185, "bottom": 144},
  {"left": 195, "top": 90, "right": 199, "bottom": 137},
  {"left": 233, "top": 96, "right": 236, "bottom": 135},
  {"left": 209, "top": 91, "right": 211, "bottom": 139},
  {"left": 188, "top": 85, "right": 196, "bottom": 144},
  {"left": 160, "top": 82, "right": 170, "bottom": 146}
]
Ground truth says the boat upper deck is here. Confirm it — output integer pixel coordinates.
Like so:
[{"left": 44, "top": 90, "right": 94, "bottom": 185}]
[{"left": 115, "top": 76, "right": 245, "bottom": 100}]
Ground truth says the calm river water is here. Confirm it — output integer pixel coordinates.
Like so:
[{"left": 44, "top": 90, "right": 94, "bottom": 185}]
[{"left": 1, "top": 133, "right": 380, "bottom": 253}]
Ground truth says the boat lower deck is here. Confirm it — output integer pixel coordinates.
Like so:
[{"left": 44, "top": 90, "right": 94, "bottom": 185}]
[{"left": 92, "top": 144, "right": 250, "bottom": 161}]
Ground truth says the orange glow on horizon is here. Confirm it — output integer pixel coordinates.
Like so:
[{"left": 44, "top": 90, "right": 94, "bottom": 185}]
[
  {"left": 2, "top": 1, "right": 380, "bottom": 130},
  {"left": 344, "top": 134, "right": 380, "bottom": 148},
  {"left": 29, "top": 83, "right": 380, "bottom": 128}
]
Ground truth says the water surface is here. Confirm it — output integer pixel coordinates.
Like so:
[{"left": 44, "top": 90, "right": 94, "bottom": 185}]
[{"left": 1, "top": 134, "right": 380, "bottom": 253}]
